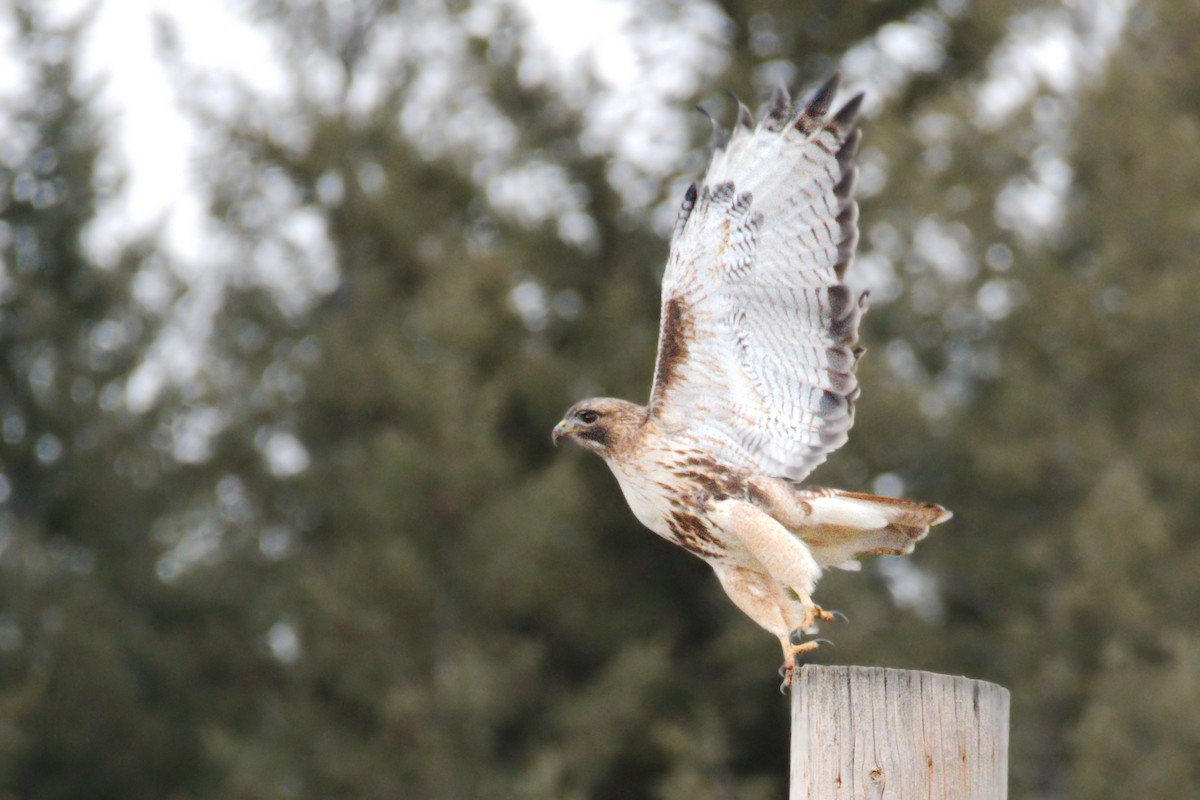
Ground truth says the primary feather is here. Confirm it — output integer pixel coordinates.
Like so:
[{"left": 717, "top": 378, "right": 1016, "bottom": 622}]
[{"left": 649, "top": 74, "right": 867, "bottom": 482}]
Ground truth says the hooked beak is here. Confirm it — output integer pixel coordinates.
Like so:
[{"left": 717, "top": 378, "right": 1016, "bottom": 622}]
[{"left": 551, "top": 419, "right": 574, "bottom": 446}]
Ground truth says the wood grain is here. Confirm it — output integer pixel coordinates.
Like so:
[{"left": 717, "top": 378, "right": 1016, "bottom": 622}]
[{"left": 790, "top": 665, "right": 1009, "bottom": 799}]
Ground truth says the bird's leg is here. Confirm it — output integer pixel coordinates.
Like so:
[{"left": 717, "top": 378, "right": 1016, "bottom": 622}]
[
  {"left": 778, "top": 592, "right": 843, "bottom": 691},
  {"left": 784, "top": 587, "right": 837, "bottom": 633},
  {"left": 800, "top": 602, "right": 837, "bottom": 631},
  {"left": 777, "top": 632, "right": 821, "bottom": 691}
]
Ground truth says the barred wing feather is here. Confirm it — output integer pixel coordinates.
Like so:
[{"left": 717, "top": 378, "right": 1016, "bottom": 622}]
[{"left": 648, "top": 75, "right": 866, "bottom": 482}]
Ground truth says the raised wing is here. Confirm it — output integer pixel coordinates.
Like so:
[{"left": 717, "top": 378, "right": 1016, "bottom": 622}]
[{"left": 648, "top": 75, "right": 866, "bottom": 482}]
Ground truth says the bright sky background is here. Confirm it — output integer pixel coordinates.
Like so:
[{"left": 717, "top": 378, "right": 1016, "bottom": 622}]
[
  {"left": 37, "top": 0, "right": 285, "bottom": 272},
  {"left": 17, "top": 0, "right": 1130, "bottom": 276}
]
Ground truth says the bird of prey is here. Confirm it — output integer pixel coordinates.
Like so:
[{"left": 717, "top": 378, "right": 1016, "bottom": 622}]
[{"left": 552, "top": 75, "right": 951, "bottom": 685}]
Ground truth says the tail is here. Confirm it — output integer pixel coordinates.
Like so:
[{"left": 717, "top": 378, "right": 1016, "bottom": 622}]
[{"left": 790, "top": 488, "right": 952, "bottom": 569}]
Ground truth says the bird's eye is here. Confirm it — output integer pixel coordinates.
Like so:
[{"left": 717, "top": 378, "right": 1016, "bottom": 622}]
[{"left": 579, "top": 410, "right": 600, "bottom": 425}]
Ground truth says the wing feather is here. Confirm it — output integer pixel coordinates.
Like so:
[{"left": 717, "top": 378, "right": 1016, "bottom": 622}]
[{"left": 648, "top": 75, "right": 865, "bottom": 482}]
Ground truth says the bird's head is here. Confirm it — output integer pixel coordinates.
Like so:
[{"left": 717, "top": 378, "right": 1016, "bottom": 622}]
[{"left": 551, "top": 398, "right": 646, "bottom": 458}]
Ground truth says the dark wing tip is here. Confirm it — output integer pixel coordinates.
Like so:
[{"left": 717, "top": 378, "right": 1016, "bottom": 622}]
[
  {"left": 832, "top": 92, "right": 865, "bottom": 132},
  {"left": 763, "top": 82, "right": 792, "bottom": 131},
  {"left": 805, "top": 72, "right": 841, "bottom": 120}
]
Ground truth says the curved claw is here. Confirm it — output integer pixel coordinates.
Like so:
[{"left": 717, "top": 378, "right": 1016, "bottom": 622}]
[
  {"left": 826, "top": 609, "right": 849, "bottom": 624},
  {"left": 779, "top": 660, "right": 799, "bottom": 693}
]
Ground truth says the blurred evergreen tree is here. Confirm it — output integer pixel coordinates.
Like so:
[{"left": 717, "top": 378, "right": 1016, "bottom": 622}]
[
  {"left": 0, "top": 6, "right": 275, "bottom": 798},
  {"left": 175, "top": 0, "right": 1200, "bottom": 797},
  {"left": 4, "top": 0, "right": 1199, "bottom": 798},
  {"left": 184, "top": 2, "right": 755, "bottom": 795},
  {"left": 1009, "top": 3, "right": 1200, "bottom": 795}
]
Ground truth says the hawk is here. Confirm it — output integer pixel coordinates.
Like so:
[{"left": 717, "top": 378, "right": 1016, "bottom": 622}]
[{"left": 552, "top": 75, "right": 951, "bottom": 685}]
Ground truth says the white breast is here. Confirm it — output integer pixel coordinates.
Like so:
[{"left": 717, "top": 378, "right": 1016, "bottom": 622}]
[
  {"left": 606, "top": 455, "right": 686, "bottom": 543},
  {"left": 611, "top": 467, "right": 668, "bottom": 534}
]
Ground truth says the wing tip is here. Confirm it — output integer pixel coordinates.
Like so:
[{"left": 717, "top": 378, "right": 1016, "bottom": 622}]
[
  {"left": 695, "top": 104, "right": 730, "bottom": 151},
  {"left": 734, "top": 94, "right": 754, "bottom": 130},
  {"left": 705, "top": 71, "right": 865, "bottom": 156},
  {"left": 803, "top": 72, "right": 841, "bottom": 121},
  {"left": 762, "top": 82, "right": 792, "bottom": 131},
  {"left": 833, "top": 92, "right": 865, "bottom": 132}
]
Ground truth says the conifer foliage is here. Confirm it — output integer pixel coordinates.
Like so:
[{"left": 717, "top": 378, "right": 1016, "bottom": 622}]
[{"left": 2, "top": 1, "right": 1199, "bottom": 798}]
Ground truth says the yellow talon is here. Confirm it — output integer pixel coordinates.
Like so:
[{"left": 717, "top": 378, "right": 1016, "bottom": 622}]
[
  {"left": 778, "top": 638, "right": 822, "bottom": 690},
  {"left": 799, "top": 604, "right": 836, "bottom": 632}
]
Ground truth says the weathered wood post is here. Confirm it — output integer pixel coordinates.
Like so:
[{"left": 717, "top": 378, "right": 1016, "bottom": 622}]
[{"left": 790, "top": 665, "right": 1009, "bottom": 799}]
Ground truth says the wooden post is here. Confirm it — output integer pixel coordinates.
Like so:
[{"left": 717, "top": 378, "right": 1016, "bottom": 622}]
[{"left": 790, "top": 665, "right": 1009, "bottom": 800}]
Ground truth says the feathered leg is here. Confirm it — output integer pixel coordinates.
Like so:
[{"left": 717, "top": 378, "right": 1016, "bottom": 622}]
[
  {"left": 708, "top": 498, "right": 836, "bottom": 686},
  {"left": 712, "top": 564, "right": 820, "bottom": 688},
  {"left": 708, "top": 498, "right": 823, "bottom": 597}
]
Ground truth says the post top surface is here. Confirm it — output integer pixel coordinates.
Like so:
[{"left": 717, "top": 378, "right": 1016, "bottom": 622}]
[{"left": 795, "top": 664, "right": 1009, "bottom": 700}]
